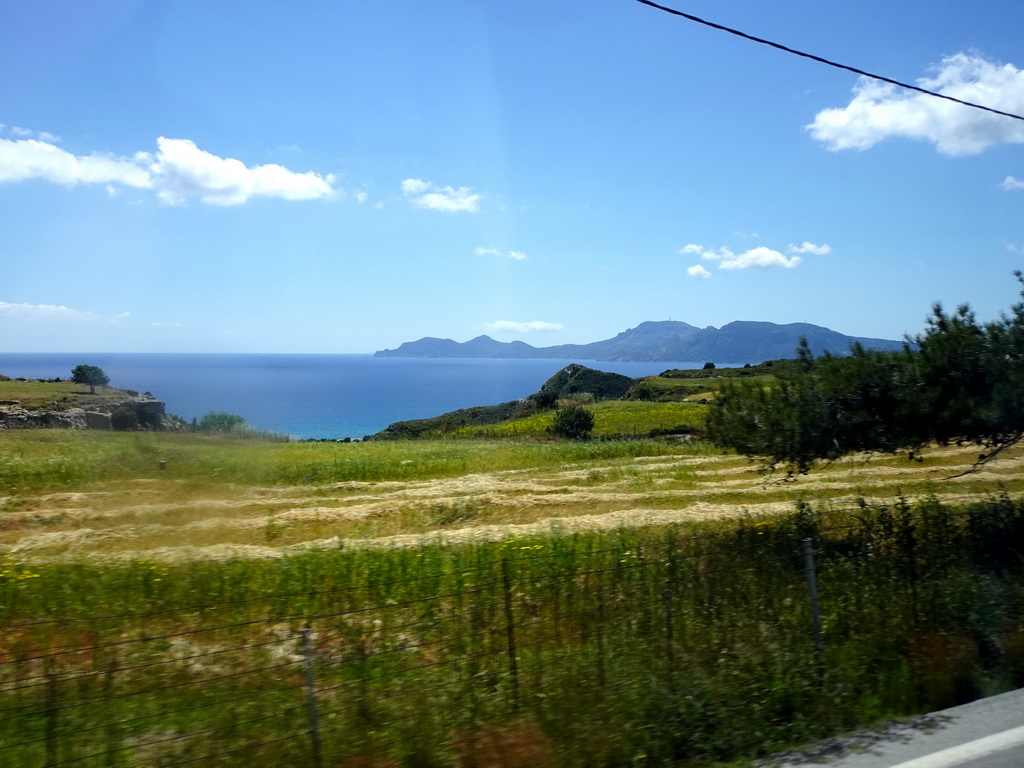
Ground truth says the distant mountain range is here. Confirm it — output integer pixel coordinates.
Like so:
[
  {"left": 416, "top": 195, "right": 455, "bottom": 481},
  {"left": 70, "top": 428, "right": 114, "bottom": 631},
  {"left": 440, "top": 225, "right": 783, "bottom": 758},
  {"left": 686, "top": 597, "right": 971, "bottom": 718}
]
[{"left": 374, "top": 320, "right": 907, "bottom": 363}]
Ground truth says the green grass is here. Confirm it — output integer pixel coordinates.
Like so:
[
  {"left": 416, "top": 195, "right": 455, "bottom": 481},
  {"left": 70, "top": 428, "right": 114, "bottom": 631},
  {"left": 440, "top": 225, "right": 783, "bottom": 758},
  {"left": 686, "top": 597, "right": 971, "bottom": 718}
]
[
  {"left": 659, "top": 360, "right": 799, "bottom": 380},
  {"left": 626, "top": 372, "right": 778, "bottom": 404},
  {"left": 452, "top": 400, "right": 708, "bottom": 439},
  {"left": 1, "top": 425, "right": 1023, "bottom": 765},
  {"left": 0, "top": 378, "right": 130, "bottom": 411},
  {"left": 626, "top": 376, "right": 715, "bottom": 401},
  {"left": 0, "top": 429, "right": 702, "bottom": 495},
  {"left": 0, "top": 495, "right": 1021, "bottom": 767}
]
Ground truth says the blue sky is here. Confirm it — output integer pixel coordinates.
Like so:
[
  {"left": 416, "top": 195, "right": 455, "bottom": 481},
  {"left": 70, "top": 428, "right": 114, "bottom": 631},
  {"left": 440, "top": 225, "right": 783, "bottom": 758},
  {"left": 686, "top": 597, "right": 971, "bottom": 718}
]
[{"left": 2, "top": 0, "right": 1023, "bottom": 353}]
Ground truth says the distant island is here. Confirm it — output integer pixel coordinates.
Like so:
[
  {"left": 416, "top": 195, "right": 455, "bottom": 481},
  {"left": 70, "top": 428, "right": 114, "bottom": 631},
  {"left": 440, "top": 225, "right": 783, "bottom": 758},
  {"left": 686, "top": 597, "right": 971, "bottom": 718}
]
[{"left": 375, "top": 320, "right": 906, "bottom": 363}]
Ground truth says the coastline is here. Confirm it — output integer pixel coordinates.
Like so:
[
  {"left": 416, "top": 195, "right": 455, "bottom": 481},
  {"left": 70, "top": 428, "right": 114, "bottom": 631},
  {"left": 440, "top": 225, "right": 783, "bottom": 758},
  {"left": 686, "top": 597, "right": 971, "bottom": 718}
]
[{"left": 0, "top": 354, "right": 695, "bottom": 440}]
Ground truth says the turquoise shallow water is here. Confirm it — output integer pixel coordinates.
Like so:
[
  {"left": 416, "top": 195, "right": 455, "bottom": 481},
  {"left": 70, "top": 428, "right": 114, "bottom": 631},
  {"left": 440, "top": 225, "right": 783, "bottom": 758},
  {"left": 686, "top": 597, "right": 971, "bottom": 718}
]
[{"left": 0, "top": 353, "right": 701, "bottom": 439}]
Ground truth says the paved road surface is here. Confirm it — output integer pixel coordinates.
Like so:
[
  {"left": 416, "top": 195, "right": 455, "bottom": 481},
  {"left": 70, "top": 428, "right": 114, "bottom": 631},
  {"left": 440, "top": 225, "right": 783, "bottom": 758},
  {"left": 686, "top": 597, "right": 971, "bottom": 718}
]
[{"left": 763, "top": 688, "right": 1024, "bottom": 767}]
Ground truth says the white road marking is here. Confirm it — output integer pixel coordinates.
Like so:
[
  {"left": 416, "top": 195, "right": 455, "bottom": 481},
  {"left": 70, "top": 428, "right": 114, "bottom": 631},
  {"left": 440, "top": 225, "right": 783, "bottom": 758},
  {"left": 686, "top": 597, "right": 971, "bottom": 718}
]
[{"left": 889, "top": 725, "right": 1024, "bottom": 768}]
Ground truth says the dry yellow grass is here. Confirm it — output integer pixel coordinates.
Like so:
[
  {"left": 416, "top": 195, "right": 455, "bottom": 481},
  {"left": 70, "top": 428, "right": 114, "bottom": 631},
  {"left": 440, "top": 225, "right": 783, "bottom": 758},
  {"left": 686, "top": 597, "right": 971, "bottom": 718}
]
[{"left": 3, "top": 443, "right": 1021, "bottom": 563}]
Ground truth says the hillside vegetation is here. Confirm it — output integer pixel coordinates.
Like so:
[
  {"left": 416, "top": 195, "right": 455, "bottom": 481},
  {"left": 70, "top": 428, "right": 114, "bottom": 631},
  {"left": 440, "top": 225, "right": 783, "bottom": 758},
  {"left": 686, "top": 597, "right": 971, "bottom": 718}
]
[
  {"left": 1, "top": 413, "right": 1022, "bottom": 767},
  {"left": 369, "top": 361, "right": 755, "bottom": 440},
  {"left": 0, "top": 376, "right": 139, "bottom": 411},
  {"left": 1, "top": 428, "right": 1021, "bottom": 561},
  {"left": 2, "top": 284, "right": 1023, "bottom": 766},
  {"left": 0, "top": 438, "right": 1021, "bottom": 766},
  {"left": 710, "top": 274, "right": 1024, "bottom": 475}
]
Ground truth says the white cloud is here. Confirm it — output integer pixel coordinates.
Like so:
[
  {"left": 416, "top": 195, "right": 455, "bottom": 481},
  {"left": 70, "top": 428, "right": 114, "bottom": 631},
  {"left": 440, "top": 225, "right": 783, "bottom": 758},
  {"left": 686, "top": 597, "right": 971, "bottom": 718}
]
[
  {"left": 1, "top": 126, "right": 60, "bottom": 142},
  {"left": 808, "top": 53, "right": 1024, "bottom": 156},
  {"left": 147, "top": 138, "right": 336, "bottom": 205},
  {"left": 788, "top": 241, "right": 832, "bottom": 255},
  {"left": 1003, "top": 241, "right": 1024, "bottom": 255},
  {"left": 1002, "top": 176, "right": 1024, "bottom": 191},
  {"left": 401, "top": 178, "right": 429, "bottom": 196},
  {"left": 402, "top": 178, "right": 481, "bottom": 213},
  {"left": 480, "top": 320, "right": 563, "bottom": 334},
  {"left": 687, "top": 264, "right": 712, "bottom": 278},
  {"left": 682, "top": 240, "right": 830, "bottom": 274},
  {"left": 475, "top": 246, "right": 527, "bottom": 260},
  {"left": 720, "top": 247, "right": 801, "bottom": 270},
  {"left": 683, "top": 244, "right": 801, "bottom": 270},
  {"left": 0, "top": 135, "right": 337, "bottom": 205},
  {"left": 354, "top": 190, "right": 368, "bottom": 204},
  {"left": 0, "top": 302, "right": 129, "bottom": 322},
  {"left": 0, "top": 139, "right": 152, "bottom": 188}
]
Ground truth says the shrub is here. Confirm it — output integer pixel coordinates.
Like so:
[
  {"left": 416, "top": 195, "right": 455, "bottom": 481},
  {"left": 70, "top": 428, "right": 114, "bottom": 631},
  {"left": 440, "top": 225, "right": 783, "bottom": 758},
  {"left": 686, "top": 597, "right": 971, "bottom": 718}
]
[
  {"left": 551, "top": 406, "right": 595, "bottom": 440},
  {"left": 196, "top": 412, "right": 248, "bottom": 433},
  {"left": 530, "top": 391, "right": 559, "bottom": 410}
]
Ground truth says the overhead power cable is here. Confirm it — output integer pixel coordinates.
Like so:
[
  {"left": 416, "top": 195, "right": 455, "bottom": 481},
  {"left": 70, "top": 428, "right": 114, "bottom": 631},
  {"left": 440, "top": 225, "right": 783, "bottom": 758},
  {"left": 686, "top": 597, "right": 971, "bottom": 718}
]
[{"left": 635, "top": 0, "right": 1024, "bottom": 123}]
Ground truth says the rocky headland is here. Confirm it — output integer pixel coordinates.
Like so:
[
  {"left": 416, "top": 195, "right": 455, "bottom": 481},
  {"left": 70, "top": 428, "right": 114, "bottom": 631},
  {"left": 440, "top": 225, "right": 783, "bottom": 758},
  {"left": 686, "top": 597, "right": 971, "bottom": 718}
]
[{"left": 0, "top": 378, "right": 184, "bottom": 432}]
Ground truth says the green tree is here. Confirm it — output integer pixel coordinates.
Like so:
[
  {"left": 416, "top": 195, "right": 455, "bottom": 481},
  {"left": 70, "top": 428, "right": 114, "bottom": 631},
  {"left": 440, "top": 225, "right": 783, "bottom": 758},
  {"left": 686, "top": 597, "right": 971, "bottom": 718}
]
[
  {"left": 71, "top": 364, "right": 110, "bottom": 394},
  {"left": 530, "top": 390, "right": 559, "bottom": 410},
  {"left": 707, "top": 273, "right": 1024, "bottom": 475},
  {"left": 552, "top": 406, "right": 595, "bottom": 440}
]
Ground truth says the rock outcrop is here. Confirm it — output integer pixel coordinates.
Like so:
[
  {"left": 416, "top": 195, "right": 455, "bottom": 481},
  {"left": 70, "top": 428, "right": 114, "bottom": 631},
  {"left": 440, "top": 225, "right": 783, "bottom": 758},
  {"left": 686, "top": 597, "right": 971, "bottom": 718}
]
[{"left": 0, "top": 393, "right": 184, "bottom": 432}]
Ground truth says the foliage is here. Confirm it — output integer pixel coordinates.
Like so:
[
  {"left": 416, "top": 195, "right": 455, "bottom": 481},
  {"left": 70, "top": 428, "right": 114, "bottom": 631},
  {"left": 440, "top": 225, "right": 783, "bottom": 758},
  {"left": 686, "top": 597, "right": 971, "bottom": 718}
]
[
  {"left": 537, "top": 364, "right": 635, "bottom": 400},
  {"left": 0, "top": 379, "right": 108, "bottom": 410},
  {"left": 708, "top": 274, "right": 1024, "bottom": 475},
  {"left": 624, "top": 376, "right": 718, "bottom": 402},
  {"left": 70, "top": 364, "right": 110, "bottom": 394},
  {"left": 195, "top": 411, "right": 249, "bottom": 433},
  {"left": 529, "top": 390, "right": 559, "bottom": 409},
  {"left": 551, "top": 405, "right": 595, "bottom": 439},
  {"left": 0, "top": 430, "right": 695, "bottom": 495},
  {"left": 444, "top": 400, "right": 708, "bottom": 439},
  {"left": 0, "top": 496, "right": 1021, "bottom": 766},
  {"left": 659, "top": 358, "right": 799, "bottom": 379},
  {"left": 371, "top": 399, "right": 531, "bottom": 439}
]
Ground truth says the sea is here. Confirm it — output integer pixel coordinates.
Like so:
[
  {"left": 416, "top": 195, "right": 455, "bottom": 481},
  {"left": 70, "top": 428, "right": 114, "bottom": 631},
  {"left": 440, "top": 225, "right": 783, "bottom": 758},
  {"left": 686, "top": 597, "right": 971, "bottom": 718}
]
[{"left": 0, "top": 354, "right": 705, "bottom": 440}]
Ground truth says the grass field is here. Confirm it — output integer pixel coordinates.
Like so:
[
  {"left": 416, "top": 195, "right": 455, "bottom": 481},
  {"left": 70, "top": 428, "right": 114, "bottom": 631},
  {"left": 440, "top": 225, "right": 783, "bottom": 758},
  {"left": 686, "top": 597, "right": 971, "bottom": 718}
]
[
  {"left": 450, "top": 400, "right": 708, "bottom": 439},
  {"left": 1, "top": 428, "right": 1023, "bottom": 766},
  {"left": 0, "top": 378, "right": 129, "bottom": 411},
  {"left": 1, "top": 429, "right": 1021, "bottom": 563}
]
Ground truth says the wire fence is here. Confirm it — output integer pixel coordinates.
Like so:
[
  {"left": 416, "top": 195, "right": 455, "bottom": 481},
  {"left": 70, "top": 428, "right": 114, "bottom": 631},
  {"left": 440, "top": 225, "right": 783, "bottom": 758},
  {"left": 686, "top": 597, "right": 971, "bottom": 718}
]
[{"left": 1, "top": 494, "right": 1022, "bottom": 767}]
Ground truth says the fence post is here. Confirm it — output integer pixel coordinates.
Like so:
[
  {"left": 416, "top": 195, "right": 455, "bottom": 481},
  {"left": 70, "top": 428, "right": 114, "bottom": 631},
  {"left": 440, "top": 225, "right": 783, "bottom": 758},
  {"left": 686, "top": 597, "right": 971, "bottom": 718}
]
[
  {"left": 500, "top": 558, "right": 520, "bottom": 709},
  {"left": 299, "top": 626, "right": 324, "bottom": 768},
  {"left": 595, "top": 581, "right": 607, "bottom": 689},
  {"left": 44, "top": 663, "right": 58, "bottom": 768},
  {"left": 802, "top": 537, "right": 825, "bottom": 672},
  {"left": 104, "top": 658, "right": 119, "bottom": 768},
  {"left": 663, "top": 579, "right": 674, "bottom": 665}
]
